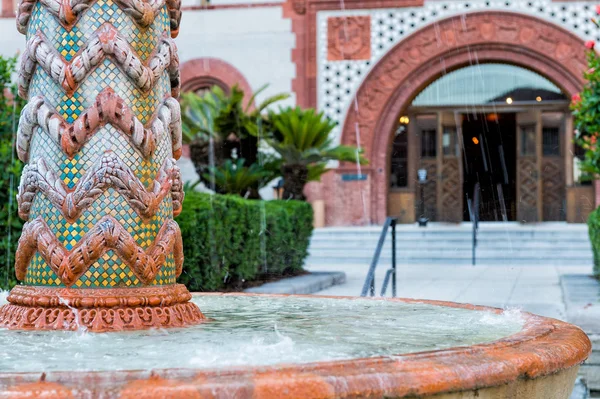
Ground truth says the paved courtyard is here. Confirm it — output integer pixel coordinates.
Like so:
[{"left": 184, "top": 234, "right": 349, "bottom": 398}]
[{"left": 307, "top": 263, "right": 593, "bottom": 321}]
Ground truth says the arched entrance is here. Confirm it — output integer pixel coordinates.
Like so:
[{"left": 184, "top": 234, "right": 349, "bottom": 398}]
[
  {"left": 338, "top": 11, "right": 586, "bottom": 225},
  {"left": 180, "top": 57, "right": 254, "bottom": 101}
]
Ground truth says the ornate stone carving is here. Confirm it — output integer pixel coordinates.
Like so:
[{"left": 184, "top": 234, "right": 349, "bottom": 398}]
[
  {"left": 0, "top": 285, "right": 203, "bottom": 332},
  {"left": 291, "top": 0, "right": 306, "bottom": 15},
  {"left": 0, "top": 300, "right": 202, "bottom": 331},
  {"left": 19, "top": 26, "right": 180, "bottom": 98},
  {"left": 15, "top": 215, "right": 183, "bottom": 287},
  {"left": 327, "top": 16, "right": 371, "bottom": 61},
  {"left": 0, "top": 0, "right": 204, "bottom": 330},
  {"left": 17, "top": 90, "right": 183, "bottom": 161},
  {"left": 17, "top": 153, "right": 183, "bottom": 221},
  {"left": 17, "top": 0, "right": 183, "bottom": 36}
]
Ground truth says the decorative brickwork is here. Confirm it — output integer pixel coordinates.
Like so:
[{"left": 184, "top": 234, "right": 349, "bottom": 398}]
[
  {"left": 180, "top": 58, "right": 254, "bottom": 104},
  {"left": 329, "top": 12, "right": 585, "bottom": 225},
  {"left": 327, "top": 16, "right": 371, "bottom": 61},
  {"left": 283, "top": 0, "right": 424, "bottom": 108}
]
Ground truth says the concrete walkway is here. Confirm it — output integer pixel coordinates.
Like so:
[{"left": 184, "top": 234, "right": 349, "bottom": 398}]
[{"left": 307, "top": 263, "right": 593, "bottom": 320}]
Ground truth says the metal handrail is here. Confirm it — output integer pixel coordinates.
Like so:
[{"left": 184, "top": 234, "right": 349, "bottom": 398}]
[
  {"left": 360, "top": 217, "right": 398, "bottom": 297},
  {"left": 468, "top": 183, "right": 481, "bottom": 266}
]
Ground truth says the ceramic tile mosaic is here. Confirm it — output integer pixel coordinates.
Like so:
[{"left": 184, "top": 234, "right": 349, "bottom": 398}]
[
  {"left": 21, "top": 0, "right": 178, "bottom": 288},
  {"left": 26, "top": 0, "right": 170, "bottom": 62}
]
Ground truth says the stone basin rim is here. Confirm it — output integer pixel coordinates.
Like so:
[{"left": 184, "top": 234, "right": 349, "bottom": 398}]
[{"left": 0, "top": 293, "right": 592, "bottom": 399}]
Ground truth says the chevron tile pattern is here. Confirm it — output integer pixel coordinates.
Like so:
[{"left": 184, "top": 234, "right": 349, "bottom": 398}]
[
  {"left": 17, "top": 90, "right": 182, "bottom": 162},
  {"left": 19, "top": 25, "right": 179, "bottom": 99},
  {"left": 24, "top": 0, "right": 173, "bottom": 60},
  {"left": 0, "top": 0, "right": 206, "bottom": 332},
  {"left": 18, "top": 0, "right": 181, "bottom": 37},
  {"left": 15, "top": 215, "right": 183, "bottom": 286},
  {"left": 18, "top": 152, "right": 183, "bottom": 222},
  {"left": 15, "top": 0, "right": 183, "bottom": 289}
]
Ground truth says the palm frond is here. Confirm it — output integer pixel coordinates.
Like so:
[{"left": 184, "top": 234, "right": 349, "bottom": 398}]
[{"left": 267, "top": 106, "right": 365, "bottom": 166}]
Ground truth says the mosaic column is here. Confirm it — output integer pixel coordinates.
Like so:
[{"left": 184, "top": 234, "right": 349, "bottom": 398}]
[{"left": 0, "top": 0, "right": 205, "bottom": 331}]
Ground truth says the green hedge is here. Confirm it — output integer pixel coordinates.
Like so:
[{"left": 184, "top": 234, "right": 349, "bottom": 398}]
[
  {"left": 589, "top": 207, "right": 600, "bottom": 277},
  {"left": 176, "top": 192, "right": 313, "bottom": 291},
  {"left": 0, "top": 56, "right": 24, "bottom": 291}
]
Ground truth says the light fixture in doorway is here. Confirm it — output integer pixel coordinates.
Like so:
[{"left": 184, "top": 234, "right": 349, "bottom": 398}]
[
  {"left": 399, "top": 116, "right": 410, "bottom": 124},
  {"left": 486, "top": 113, "right": 498, "bottom": 122}
]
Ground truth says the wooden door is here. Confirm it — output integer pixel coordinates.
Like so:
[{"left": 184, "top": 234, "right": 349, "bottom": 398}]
[
  {"left": 541, "top": 112, "right": 565, "bottom": 221},
  {"left": 437, "top": 112, "right": 463, "bottom": 222},
  {"left": 415, "top": 115, "right": 438, "bottom": 221},
  {"left": 516, "top": 111, "right": 542, "bottom": 222}
]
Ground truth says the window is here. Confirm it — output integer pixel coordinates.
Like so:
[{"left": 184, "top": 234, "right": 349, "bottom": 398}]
[
  {"left": 442, "top": 126, "right": 458, "bottom": 156},
  {"left": 542, "top": 127, "right": 560, "bottom": 156},
  {"left": 520, "top": 124, "right": 536, "bottom": 156},
  {"left": 411, "top": 63, "right": 566, "bottom": 107},
  {"left": 390, "top": 126, "right": 408, "bottom": 188},
  {"left": 420, "top": 129, "right": 436, "bottom": 158}
]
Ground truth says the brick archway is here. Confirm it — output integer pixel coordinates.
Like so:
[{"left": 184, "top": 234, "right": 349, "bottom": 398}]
[
  {"left": 180, "top": 57, "right": 254, "bottom": 102},
  {"left": 338, "top": 11, "right": 587, "bottom": 225}
]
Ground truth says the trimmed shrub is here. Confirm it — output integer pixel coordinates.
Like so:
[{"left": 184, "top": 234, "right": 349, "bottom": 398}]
[
  {"left": 0, "top": 55, "right": 24, "bottom": 291},
  {"left": 588, "top": 207, "right": 600, "bottom": 277},
  {"left": 176, "top": 192, "right": 314, "bottom": 291}
]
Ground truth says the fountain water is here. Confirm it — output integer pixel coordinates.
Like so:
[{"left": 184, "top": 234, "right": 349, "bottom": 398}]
[{"left": 0, "top": 0, "right": 592, "bottom": 397}]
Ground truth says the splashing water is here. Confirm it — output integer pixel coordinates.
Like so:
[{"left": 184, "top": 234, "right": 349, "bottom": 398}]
[
  {"left": 57, "top": 295, "right": 87, "bottom": 334},
  {"left": 0, "top": 295, "right": 524, "bottom": 373}
]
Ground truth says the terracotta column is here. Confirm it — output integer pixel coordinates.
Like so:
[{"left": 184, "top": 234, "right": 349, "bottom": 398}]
[{"left": 0, "top": 0, "right": 205, "bottom": 331}]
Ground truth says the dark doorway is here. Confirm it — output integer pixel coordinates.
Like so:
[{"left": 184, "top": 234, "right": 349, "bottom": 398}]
[{"left": 462, "top": 113, "right": 517, "bottom": 221}]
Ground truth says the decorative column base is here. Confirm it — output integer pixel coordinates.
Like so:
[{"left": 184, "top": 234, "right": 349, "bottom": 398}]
[{"left": 0, "top": 285, "right": 205, "bottom": 332}]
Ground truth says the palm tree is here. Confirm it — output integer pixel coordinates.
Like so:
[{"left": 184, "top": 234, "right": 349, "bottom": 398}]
[
  {"left": 267, "top": 106, "right": 366, "bottom": 200},
  {"left": 180, "top": 84, "right": 288, "bottom": 194},
  {"left": 203, "top": 158, "right": 274, "bottom": 198}
]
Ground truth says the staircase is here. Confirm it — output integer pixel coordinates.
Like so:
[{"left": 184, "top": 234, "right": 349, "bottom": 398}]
[{"left": 306, "top": 223, "right": 593, "bottom": 266}]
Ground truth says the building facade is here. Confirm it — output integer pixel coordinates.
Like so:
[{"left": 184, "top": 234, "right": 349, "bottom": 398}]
[{"left": 0, "top": 0, "right": 597, "bottom": 225}]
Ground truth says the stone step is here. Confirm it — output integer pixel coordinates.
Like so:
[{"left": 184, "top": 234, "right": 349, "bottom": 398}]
[
  {"left": 305, "top": 256, "right": 593, "bottom": 265},
  {"left": 308, "top": 223, "right": 594, "bottom": 266},
  {"left": 308, "top": 247, "right": 592, "bottom": 257},
  {"left": 309, "top": 240, "right": 592, "bottom": 250},
  {"left": 312, "top": 231, "right": 590, "bottom": 240},
  {"left": 306, "top": 250, "right": 593, "bottom": 265}
]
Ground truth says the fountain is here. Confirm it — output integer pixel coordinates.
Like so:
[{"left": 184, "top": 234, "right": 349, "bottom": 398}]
[
  {"left": 0, "top": 0, "right": 204, "bottom": 331},
  {"left": 0, "top": 0, "right": 591, "bottom": 397}
]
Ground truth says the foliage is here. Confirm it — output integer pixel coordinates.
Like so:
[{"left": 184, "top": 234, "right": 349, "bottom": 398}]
[
  {"left": 176, "top": 191, "right": 313, "bottom": 291},
  {"left": 180, "top": 85, "right": 289, "bottom": 196},
  {"left": 202, "top": 158, "right": 276, "bottom": 198},
  {"left": 571, "top": 49, "right": 600, "bottom": 178},
  {"left": 588, "top": 207, "right": 600, "bottom": 276},
  {"left": 265, "top": 106, "right": 367, "bottom": 199},
  {"left": 181, "top": 84, "right": 288, "bottom": 142},
  {"left": 0, "top": 55, "right": 25, "bottom": 290},
  {"left": 267, "top": 106, "right": 365, "bottom": 170}
]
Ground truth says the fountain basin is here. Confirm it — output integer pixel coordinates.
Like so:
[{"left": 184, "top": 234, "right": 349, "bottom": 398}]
[{"left": 0, "top": 293, "right": 591, "bottom": 398}]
